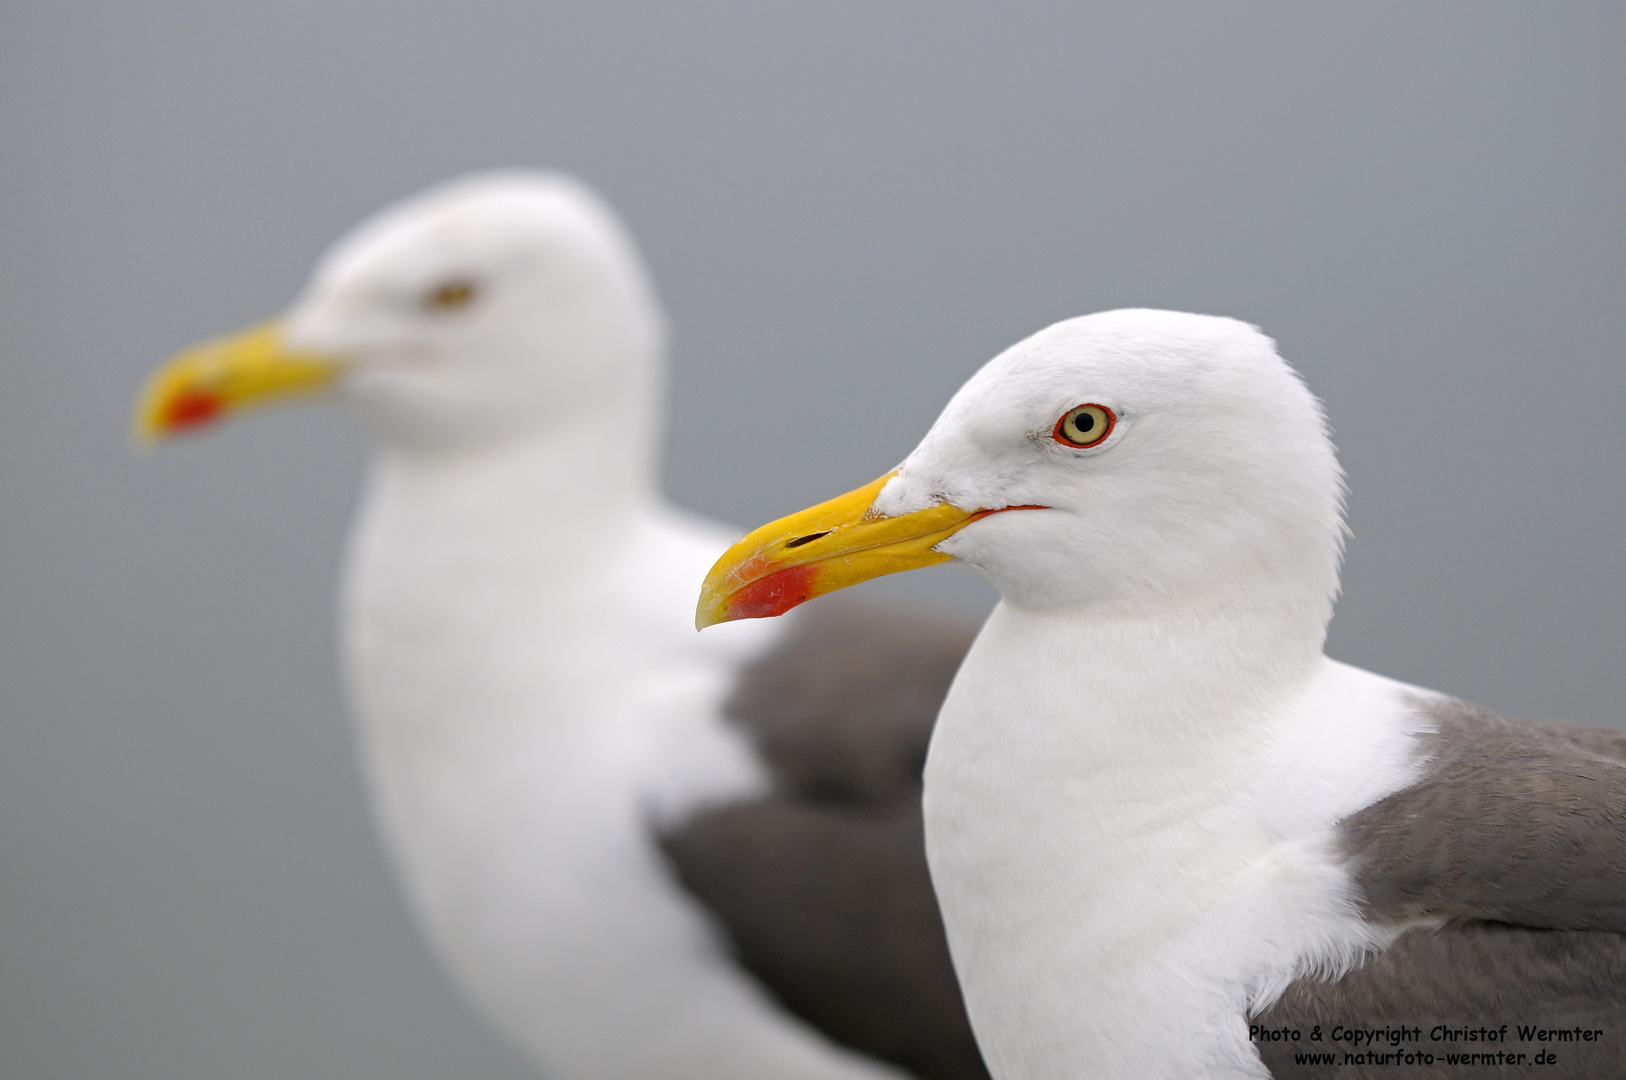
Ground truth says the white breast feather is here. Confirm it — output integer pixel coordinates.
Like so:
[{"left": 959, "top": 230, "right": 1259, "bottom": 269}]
[{"left": 925, "top": 605, "right": 1436, "bottom": 1080}]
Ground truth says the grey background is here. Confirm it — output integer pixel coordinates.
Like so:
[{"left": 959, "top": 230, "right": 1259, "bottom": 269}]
[{"left": 3, "top": 3, "right": 1624, "bottom": 1078}]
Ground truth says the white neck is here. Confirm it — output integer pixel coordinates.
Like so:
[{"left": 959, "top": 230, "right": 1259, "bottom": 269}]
[
  {"left": 336, "top": 414, "right": 666, "bottom": 768},
  {"left": 1022, "top": 574, "right": 1331, "bottom": 740},
  {"left": 331, "top": 425, "right": 895, "bottom": 1080},
  {"left": 335, "top": 408, "right": 741, "bottom": 829},
  {"left": 924, "top": 580, "right": 1424, "bottom": 1080},
  {"left": 363, "top": 401, "right": 659, "bottom": 538}
]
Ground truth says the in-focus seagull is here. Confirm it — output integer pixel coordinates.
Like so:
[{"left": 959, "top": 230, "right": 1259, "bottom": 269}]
[
  {"left": 699, "top": 308, "right": 1626, "bottom": 1079},
  {"left": 134, "top": 172, "right": 990, "bottom": 1080}
]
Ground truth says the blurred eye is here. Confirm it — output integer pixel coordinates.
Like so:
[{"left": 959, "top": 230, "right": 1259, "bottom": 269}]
[
  {"left": 423, "top": 278, "right": 480, "bottom": 312},
  {"left": 1053, "top": 403, "right": 1115, "bottom": 448}
]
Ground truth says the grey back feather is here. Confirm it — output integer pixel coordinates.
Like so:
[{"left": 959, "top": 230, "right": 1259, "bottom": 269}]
[
  {"left": 1259, "top": 923, "right": 1626, "bottom": 1077},
  {"left": 1344, "top": 698, "right": 1626, "bottom": 931},
  {"left": 1257, "top": 697, "right": 1626, "bottom": 1076},
  {"left": 660, "top": 597, "right": 989, "bottom": 1080}
]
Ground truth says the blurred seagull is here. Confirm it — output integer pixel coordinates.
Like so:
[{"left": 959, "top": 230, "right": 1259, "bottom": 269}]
[
  {"left": 135, "top": 173, "right": 989, "bottom": 1080},
  {"left": 700, "top": 308, "right": 1626, "bottom": 1079}
]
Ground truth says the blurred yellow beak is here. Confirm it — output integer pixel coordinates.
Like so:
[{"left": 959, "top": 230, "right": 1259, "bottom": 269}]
[
  {"left": 696, "top": 471, "right": 1040, "bottom": 628},
  {"left": 131, "top": 321, "right": 342, "bottom": 444}
]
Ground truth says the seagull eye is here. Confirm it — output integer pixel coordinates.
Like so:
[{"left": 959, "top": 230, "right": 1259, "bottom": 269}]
[
  {"left": 1052, "top": 404, "right": 1115, "bottom": 448},
  {"left": 423, "top": 278, "right": 480, "bottom": 312}
]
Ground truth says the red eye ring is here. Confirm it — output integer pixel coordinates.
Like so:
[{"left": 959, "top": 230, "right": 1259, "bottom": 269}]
[{"left": 1052, "top": 403, "right": 1116, "bottom": 448}]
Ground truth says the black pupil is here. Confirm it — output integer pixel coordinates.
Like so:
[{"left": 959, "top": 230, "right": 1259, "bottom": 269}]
[{"left": 1072, "top": 411, "right": 1095, "bottom": 434}]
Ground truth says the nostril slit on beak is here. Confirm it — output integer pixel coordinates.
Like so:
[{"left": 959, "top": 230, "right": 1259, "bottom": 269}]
[{"left": 785, "top": 531, "right": 830, "bottom": 549}]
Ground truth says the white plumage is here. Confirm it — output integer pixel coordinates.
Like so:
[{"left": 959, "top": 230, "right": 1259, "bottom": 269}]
[
  {"left": 701, "top": 307, "right": 1626, "bottom": 1078},
  {"left": 140, "top": 173, "right": 986, "bottom": 1080},
  {"left": 893, "top": 312, "right": 1427, "bottom": 1077}
]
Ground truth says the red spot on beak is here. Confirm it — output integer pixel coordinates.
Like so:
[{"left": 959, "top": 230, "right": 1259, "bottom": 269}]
[
  {"left": 725, "top": 563, "right": 821, "bottom": 621},
  {"left": 164, "top": 389, "right": 224, "bottom": 431}
]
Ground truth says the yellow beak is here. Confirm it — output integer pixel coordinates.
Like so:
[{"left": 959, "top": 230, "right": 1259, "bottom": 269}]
[
  {"left": 696, "top": 471, "right": 1041, "bottom": 628},
  {"left": 131, "top": 321, "right": 342, "bottom": 444}
]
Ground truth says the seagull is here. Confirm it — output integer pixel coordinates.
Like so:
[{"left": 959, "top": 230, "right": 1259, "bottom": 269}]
[
  {"left": 698, "top": 308, "right": 1626, "bottom": 1079},
  {"left": 134, "top": 172, "right": 990, "bottom": 1080}
]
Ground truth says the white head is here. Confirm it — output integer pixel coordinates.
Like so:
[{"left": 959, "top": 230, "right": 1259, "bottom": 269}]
[
  {"left": 137, "top": 171, "right": 668, "bottom": 463},
  {"left": 699, "top": 309, "right": 1344, "bottom": 648},
  {"left": 883, "top": 309, "right": 1344, "bottom": 616}
]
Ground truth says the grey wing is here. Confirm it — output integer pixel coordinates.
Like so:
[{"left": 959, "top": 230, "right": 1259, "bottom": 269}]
[
  {"left": 721, "top": 595, "right": 978, "bottom": 805},
  {"left": 1344, "top": 698, "right": 1626, "bottom": 931},
  {"left": 659, "top": 597, "right": 990, "bottom": 1080},
  {"left": 662, "top": 799, "right": 988, "bottom": 1080},
  {"left": 1257, "top": 923, "right": 1626, "bottom": 1078},
  {"left": 1257, "top": 698, "right": 1626, "bottom": 1077}
]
